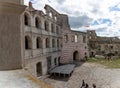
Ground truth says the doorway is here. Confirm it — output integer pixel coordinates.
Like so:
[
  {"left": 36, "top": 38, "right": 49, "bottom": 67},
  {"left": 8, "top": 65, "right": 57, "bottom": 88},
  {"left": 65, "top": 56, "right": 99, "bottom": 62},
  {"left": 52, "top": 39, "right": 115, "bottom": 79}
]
[
  {"left": 47, "top": 56, "right": 51, "bottom": 73},
  {"left": 36, "top": 62, "right": 42, "bottom": 77},
  {"left": 73, "top": 51, "right": 79, "bottom": 61}
]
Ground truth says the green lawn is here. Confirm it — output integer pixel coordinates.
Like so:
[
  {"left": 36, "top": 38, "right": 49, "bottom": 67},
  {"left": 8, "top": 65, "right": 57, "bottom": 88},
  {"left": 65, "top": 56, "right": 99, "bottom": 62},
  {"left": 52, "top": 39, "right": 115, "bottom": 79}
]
[{"left": 87, "top": 57, "right": 120, "bottom": 68}]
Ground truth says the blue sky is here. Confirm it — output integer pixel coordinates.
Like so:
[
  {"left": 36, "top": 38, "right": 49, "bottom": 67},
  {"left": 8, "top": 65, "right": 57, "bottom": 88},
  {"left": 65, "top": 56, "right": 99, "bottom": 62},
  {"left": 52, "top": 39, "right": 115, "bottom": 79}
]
[{"left": 24, "top": 0, "right": 120, "bottom": 37}]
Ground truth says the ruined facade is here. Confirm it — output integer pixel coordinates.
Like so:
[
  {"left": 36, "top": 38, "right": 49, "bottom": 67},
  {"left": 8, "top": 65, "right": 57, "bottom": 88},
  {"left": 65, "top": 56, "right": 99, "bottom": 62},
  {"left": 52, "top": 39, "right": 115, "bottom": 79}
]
[
  {"left": 1, "top": 0, "right": 120, "bottom": 78},
  {"left": 23, "top": 3, "right": 89, "bottom": 76},
  {"left": 24, "top": 3, "right": 63, "bottom": 76},
  {"left": 0, "top": 1, "right": 89, "bottom": 77},
  {"left": 61, "top": 29, "right": 89, "bottom": 63},
  {"left": 87, "top": 30, "right": 120, "bottom": 56}
]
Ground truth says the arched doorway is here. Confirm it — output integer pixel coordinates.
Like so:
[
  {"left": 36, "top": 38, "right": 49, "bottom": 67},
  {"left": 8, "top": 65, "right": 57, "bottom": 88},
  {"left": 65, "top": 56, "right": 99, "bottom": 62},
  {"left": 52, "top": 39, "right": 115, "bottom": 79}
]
[
  {"left": 91, "top": 52, "right": 95, "bottom": 57},
  {"left": 24, "top": 13, "right": 31, "bottom": 26},
  {"left": 73, "top": 51, "right": 79, "bottom": 61},
  {"left": 58, "top": 57, "right": 61, "bottom": 65},
  {"left": 25, "top": 36, "right": 32, "bottom": 49},
  {"left": 36, "top": 62, "right": 42, "bottom": 77}
]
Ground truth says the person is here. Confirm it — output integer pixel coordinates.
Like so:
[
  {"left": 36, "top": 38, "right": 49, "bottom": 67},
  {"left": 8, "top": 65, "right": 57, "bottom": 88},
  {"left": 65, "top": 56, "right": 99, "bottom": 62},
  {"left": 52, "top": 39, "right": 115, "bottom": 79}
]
[
  {"left": 92, "top": 84, "right": 96, "bottom": 88},
  {"left": 85, "top": 83, "right": 89, "bottom": 88},
  {"left": 81, "top": 80, "right": 85, "bottom": 88}
]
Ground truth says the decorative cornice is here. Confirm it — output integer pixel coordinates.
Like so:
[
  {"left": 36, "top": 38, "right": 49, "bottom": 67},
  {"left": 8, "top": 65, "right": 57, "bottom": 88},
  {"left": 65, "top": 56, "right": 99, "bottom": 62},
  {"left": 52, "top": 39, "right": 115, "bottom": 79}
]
[{"left": 0, "top": 2, "right": 26, "bottom": 14}]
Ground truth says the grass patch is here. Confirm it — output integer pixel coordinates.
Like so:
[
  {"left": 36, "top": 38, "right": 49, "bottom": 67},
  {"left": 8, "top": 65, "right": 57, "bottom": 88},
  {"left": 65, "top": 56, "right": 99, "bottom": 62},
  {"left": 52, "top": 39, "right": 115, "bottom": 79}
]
[{"left": 87, "top": 57, "right": 120, "bottom": 68}]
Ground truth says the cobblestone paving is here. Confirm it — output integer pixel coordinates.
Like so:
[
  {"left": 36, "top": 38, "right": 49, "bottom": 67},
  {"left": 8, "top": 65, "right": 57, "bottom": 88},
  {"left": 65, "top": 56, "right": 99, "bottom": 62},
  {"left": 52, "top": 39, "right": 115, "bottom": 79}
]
[{"left": 44, "top": 63, "right": 120, "bottom": 88}]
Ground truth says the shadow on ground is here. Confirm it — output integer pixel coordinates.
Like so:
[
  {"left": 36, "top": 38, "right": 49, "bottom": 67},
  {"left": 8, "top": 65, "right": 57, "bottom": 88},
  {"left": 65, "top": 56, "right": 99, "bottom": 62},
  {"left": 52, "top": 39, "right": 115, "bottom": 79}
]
[
  {"left": 48, "top": 75, "right": 70, "bottom": 81},
  {"left": 73, "top": 60, "right": 86, "bottom": 67}
]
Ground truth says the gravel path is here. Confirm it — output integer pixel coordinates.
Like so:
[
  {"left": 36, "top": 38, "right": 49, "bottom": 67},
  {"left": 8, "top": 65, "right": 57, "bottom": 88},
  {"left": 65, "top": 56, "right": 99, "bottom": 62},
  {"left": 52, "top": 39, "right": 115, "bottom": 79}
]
[{"left": 44, "top": 63, "right": 120, "bottom": 88}]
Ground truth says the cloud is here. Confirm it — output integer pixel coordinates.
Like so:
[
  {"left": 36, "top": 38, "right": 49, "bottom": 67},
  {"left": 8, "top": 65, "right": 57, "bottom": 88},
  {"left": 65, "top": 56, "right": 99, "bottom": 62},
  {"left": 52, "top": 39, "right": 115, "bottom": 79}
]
[
  {"left": 109, "top": 3, "right": 120, "bottom": 11},
  {"left": 92, "top": 19, "right": 112, "bottom": 26},
  {"left": 96, "top": 27, "right": 106, "bottom": 32},
  {"left": 69, "top": 15, "right": 93, "bottom": 28},
  {"left": 24, "top": 0, "right": 120, "bottom": 37},
  {"left": 24, "top": 0, "right": 29, "bottom": 5},
  {"left": 56, "top": 0, "right": 66, "bottom": 4}
]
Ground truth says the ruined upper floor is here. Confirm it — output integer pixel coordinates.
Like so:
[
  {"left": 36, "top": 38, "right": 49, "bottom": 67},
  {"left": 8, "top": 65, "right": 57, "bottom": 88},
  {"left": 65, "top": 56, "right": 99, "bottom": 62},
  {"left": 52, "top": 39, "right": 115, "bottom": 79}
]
[
  {"left": 24, "top": 2, "right": 70, "bottom": 30},
  {"left": 87, "top": 30, "right": 120, "bottom": 44}
]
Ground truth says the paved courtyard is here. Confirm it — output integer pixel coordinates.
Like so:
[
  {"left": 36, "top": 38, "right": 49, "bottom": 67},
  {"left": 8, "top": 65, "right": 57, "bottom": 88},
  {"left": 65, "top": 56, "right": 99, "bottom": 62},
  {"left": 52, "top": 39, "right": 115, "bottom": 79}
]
[
  {"left": 0, "top": 70, "right": 40, "bottom": 88},
  {"left": 0, "top": 70, "right": 53, "bottom": 88},
  {"left": 1, "top": 63, "right": 120, "bottom": 88},
  {"left": 43, "top": 62, "right": 120, "bottom": 88}
]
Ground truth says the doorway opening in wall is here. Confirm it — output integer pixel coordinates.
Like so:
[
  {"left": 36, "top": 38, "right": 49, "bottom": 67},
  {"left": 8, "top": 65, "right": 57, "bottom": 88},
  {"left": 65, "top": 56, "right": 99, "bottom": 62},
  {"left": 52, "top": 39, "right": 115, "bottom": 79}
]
[
  {"left": 25, "top": 36, "right": 31, "bottom": 49},
  {"left": 73, "top": 51, "right": 79, "bottom": 61},
  {"left": 58, "top": 57, "right": 61, "bottom": 65},
  {"left": 47, "top": 56, "right": 52, "bottom": 73},
  {"left": 91, "top": 52, "right": 95, "bottom": 57},
  {"left": 36, "top": 62, "right": 42, "bottom": 77}
]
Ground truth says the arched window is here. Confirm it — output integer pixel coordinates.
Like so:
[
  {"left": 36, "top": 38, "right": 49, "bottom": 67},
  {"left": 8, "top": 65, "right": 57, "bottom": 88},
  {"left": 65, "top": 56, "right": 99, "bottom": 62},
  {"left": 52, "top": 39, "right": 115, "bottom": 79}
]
[
  {"left": 49, "top": 12, "right": 52, "bottom": 18},
  {"left": 46, "top": 38, "right": 50, "bottom": 48},
  {"left": 71, "top": 35, "right": 74, "bottom": 42},
  {"left": 54, "top": 16, "right": 57, "bottom": 21},
  {"left": 52, "top": 39, "right": 55, "bottom": 48},
  {"left": 56, "top": 26, "right": 59, "bottom": 34},
  {"left": 44, "top": 21, "right": 49, "bottom": 31},
  {"left": 73, "top": 51, "right": 79, "bottom": 61},
  {"left": 64, "top": 35, "right": 68, "bottom": 43},
  {"left": 36, "top": 62, "right": 42, "bottom": 76},
  {"left": 54, "top": 58, "right": 57, "bottom": 65},
  {"left": 83, "top": 36, "right": 86, "bottom": 43},
  {"left": 51, "top": 24, "right": 55, "bottom": 33},
  {"left": 25, "top": 36, "right": 32, "bottom": 49},
  {"left": 57, "top": 39, "right": 59, "bottom": 48},
  {"left": 24, "top": 13, "right": 30, "bottom": 26},
  {"left": 75, "top": 35, "right": 78, "bottom": 42},
  {"left": 89, "top": 36, "right": 91, "bottom": 39},
  {"left": 35, "top": 17, "right": 41, "bottom": 29},
  {"left": 36, "top": 37, "right": 42, "bottom": 49},
  {"left": 58, "top": 57, "right": 60, "bottom": 65}
]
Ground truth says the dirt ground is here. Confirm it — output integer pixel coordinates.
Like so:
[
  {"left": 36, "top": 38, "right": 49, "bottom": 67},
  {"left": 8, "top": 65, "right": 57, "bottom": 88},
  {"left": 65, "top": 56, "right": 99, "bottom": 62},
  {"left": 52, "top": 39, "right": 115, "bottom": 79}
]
[{"left": 43, "top": 62, "right": 120, "bottom": 88}]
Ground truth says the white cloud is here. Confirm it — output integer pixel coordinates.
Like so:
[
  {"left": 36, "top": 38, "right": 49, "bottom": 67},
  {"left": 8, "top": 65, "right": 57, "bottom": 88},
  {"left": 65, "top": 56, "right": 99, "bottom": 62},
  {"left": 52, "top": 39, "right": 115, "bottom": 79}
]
[{"left": 24, "top": 0, "right": 120, "bottom": 37}]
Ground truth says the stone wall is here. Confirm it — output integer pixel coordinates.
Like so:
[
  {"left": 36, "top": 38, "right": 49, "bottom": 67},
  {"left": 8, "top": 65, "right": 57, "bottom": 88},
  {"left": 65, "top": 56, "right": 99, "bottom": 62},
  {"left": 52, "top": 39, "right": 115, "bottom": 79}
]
[
  {"left": 23, "top": 4, "right": 62, "bottom": 76},
  {"left": 0, "top": 2, "right": 25, "bottom": 70},
  {"left": 0, "top": 0, "right": 23, "bottom": 4},
  {"left": 61, "top": 29, "right": 89, "bottom": 64}
]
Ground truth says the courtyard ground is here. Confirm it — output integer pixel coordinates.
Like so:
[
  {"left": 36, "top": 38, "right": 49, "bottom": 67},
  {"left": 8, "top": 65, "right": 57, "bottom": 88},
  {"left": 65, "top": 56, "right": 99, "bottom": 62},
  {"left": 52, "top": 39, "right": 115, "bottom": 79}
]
[
  {"left": 43, "top": 62, "right": 120, "bottom": 88},
  {"left": 0, "top": 70, "right": 53, "bottom": 88},
  {"left": 0, "top": 62, "right": 120, "bottom": 88}
]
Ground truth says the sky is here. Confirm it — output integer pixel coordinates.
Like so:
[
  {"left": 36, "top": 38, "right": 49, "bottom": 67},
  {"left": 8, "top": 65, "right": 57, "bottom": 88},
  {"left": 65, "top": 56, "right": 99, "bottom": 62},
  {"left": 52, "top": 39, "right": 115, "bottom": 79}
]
[{"left": 24, "top": 0, "right": 120, "bottom": 37}]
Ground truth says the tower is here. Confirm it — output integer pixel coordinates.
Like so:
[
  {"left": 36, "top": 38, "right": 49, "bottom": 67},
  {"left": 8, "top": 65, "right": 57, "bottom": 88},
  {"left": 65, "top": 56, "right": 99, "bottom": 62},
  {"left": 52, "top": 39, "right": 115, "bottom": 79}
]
[
  {"left": 87, "top": 30, "right": 97, "bottom": 40},
  {"left": 0, "top": 0, "right": 26, "bottom": 70}
]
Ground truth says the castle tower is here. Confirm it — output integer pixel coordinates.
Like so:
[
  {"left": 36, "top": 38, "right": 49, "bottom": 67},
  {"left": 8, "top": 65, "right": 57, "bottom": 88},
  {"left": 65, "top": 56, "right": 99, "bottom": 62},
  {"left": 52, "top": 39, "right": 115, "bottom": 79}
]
[
  {"left": 87, "top": 30, "right": 97, "bottom": 40},
  {"left": 0, "top": 0, "right": 26, "bottom": 70}
]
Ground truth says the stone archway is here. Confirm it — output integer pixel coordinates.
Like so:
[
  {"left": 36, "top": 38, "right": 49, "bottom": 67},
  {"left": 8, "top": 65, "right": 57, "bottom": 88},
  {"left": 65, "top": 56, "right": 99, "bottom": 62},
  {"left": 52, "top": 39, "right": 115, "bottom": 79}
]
[
  {"left": 36, "top": 62, "right": 42, "bottom": 77},
  {"left": 91, "top": 51, "right": 95, "bottom": 57},
  {"left": 73, "top": 51, "right": 79, "bottom": 61}
]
